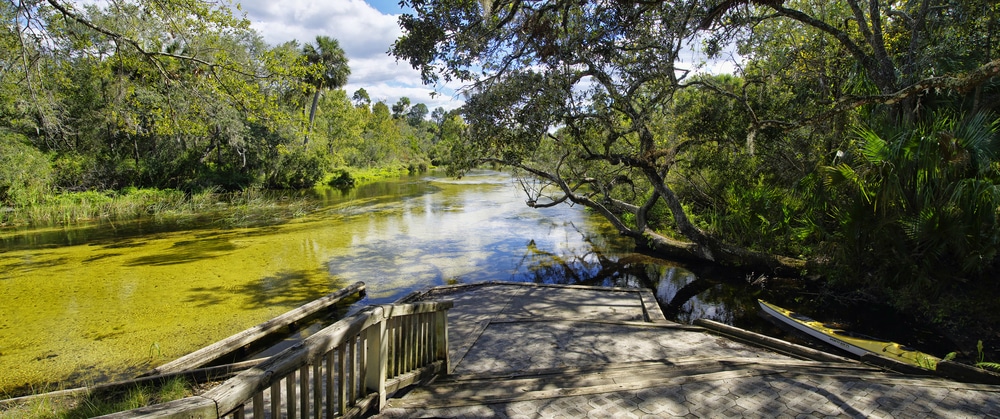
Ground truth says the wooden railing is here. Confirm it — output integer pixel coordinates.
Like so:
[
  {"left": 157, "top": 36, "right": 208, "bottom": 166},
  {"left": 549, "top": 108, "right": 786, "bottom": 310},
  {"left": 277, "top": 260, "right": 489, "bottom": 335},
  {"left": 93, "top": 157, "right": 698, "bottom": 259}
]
[{"left": 103, "top": 300, "right": 453, "bottom": 419}]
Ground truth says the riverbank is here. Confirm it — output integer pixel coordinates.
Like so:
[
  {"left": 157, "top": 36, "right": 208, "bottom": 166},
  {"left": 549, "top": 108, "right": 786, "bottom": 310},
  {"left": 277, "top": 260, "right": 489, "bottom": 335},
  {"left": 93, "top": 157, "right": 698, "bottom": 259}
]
[
  {"left": 0, "top": 166, "right": 422, "bottom": 229},
  {"left": 0, "top": 170, "right": 626, "bottom": 397},
  {"left": 3, "top": 169, "right": 997, "bottom": 402}
]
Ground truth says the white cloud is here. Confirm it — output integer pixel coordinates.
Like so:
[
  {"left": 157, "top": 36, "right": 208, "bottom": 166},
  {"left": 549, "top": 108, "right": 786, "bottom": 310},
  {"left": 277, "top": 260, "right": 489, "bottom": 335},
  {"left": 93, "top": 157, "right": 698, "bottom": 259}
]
[
  {"left": 234, "top": 1, "right": 741, "bottom": 114},
  {"left": 236, "top": 0, "right": 463, "bottom": 110}
]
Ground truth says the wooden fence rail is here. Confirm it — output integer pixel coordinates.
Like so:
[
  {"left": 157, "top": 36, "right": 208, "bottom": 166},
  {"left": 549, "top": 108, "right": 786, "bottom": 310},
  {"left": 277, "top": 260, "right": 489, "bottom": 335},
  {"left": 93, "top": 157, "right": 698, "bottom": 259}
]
[
  {"left": 147, "top": 281, "right": 367, "bottom": 377},
  {"left": 102, "top": 300, "right": 453, "bottom": 419}
]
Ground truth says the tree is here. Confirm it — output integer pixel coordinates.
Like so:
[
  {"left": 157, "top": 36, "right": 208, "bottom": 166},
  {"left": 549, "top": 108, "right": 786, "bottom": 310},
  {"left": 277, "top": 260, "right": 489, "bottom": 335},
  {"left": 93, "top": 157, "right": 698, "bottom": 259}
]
[
  {"left": 392, "top": 0, "right": 1000, "bottom": 278},
  {"left": 393, "top": 0, "right": 805, "bottom": 273},
  {"left": 391, "top": 97, "right": 411, "bottom": 119},
  {"left": 315, "top": 89, "right": 366, "bottom": 166},
  {"left": 407, "top": 103, "right": 429, "bottom": 127},
  {"left": 824, "top": 112, "right": 1000, "bottom": 303},
  {"left": 1, "top": 0, "right": 320, "bottom": 191},
  {"left": 0, "top": 131, "right": 52, "bottom": 207},
  {"left": 352, "top": 88, "right": 371, "bottom": 109},
  {"left": 303, "top": 36, "right": 350, "bottom": 145},
  {"left": 359, "top": 101, "right": 400, "bottom": 166},
  {"left": 701, "top": 0, "right": 1000, "bottom": 126}
]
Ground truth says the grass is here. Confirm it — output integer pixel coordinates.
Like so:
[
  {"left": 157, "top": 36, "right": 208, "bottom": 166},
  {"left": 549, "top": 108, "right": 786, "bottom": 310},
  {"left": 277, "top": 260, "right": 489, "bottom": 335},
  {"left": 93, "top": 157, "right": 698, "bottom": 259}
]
[
  {"left": 0, "top": 164, "right": 431, "bottom": 228},
  {"left": 0, "top": 187, "right": 322, "bottom": 229},
  {"left": 0, "top": 377, "right": 192, "bottom": 419},
  {"left": 323, "top": 164, "right": 433, "bottom": 189}
]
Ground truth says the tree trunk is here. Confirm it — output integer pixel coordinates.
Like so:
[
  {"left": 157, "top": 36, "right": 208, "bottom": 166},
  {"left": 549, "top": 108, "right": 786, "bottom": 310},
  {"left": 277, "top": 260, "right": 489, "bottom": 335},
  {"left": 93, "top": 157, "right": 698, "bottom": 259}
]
[
  {"left": 637, "top": 228, "right": 807, "bottom": 276},
  {"left": 305, "top": 89, "right": 321, "bottom": 145}
]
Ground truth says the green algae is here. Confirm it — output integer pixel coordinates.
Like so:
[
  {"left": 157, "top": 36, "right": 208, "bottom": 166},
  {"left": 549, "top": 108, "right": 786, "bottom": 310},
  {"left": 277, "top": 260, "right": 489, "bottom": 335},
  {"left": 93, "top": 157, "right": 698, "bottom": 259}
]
[
  {"left": 0, "top": 220, "right": 348, "bottom": 395},
  {"left": 0, "top": 171, "right": 633, "bottom": 397}
]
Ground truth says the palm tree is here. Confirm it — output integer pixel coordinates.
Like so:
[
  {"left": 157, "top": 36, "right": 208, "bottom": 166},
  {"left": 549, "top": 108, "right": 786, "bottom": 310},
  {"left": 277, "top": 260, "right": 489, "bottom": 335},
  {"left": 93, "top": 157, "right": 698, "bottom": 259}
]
[{"left": 303, "top": 36, "right": 350, "bottom": 145}]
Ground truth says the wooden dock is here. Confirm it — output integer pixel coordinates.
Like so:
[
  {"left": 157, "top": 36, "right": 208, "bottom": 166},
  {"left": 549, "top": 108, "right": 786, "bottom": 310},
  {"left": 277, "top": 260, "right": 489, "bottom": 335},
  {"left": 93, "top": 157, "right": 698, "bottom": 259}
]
[
  {"left": 99, "top": 281, "right": 1000, "bottom": 418},
  {"left": 376, "top": 282, "right": 1000, "bottom": 418}
]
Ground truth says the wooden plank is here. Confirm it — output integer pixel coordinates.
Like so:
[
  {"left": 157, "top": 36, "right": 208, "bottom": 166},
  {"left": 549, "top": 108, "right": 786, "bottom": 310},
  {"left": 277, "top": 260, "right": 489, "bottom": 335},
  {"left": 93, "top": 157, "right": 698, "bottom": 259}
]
[
  {"left": 934, "top": 359, "right": 1000, "bottom": 385},
  {"left": 201, "top": 304, "right": 387, "bottom": 415},
  {"left": 132, "top": 300, "right": 452, "bottom": 418},
  {"left": 269, "top": 381, "right": 281, "bottom": 419},
  {"left": 383, "top": 300, "right": 454, "bottom": 318},
  {"left": 403, "top": 358, "right": 884, "bottom": 404},
  {"left": 149, "top": 281, "right": 366, "bottom": 375},
  {"left": 312, "top": 360, "right": 321, "bottom": 419},
  {"left": 435, "top": 311, "right": 449, "bottom": 373},
  {"left": 638, "top": 288, "right": 671, "bottom": 323},
  {"left": 347, "top": 337, "right": 357, "bottom": 406},
  {"left": 285, "top": 370, "right": 297, "bottom": 419},
  {"left": 299, "top": 364, "right": 310, "bottom": 419},
  {"left": 383, "top": 361, "right": 446, "bottom": 395},
  {"left": 341, "top": 392, "right": 379, "bottom": 419},
  {"left": 487, "top": 317, "right": 704, "bottom": 330},
  {"left": 438, "top": 356, "right": 880, "bottom": 384},
  {"left": 694, "top": 318, "right": 857, "bottom": 364},
  {"left": 364, "top": 318, "right": 387, "bottom": 411},
  {"left": 337, "top": 344, "right": 347, "bottom": 414},
  {"left": 393, "top": 280, "right": 643, "bottom": 303},
  {"left": 252, "top": 392, "right": 264, "bottom": 419},
  {"left": 94, "top": 396, "right": 216, "bottom": 418},
  {"left": 325, "top": 351, "right": 335, "bottom": 418},
  {"left": 389, "top": 368, "right": 785, "bottom": 409}
]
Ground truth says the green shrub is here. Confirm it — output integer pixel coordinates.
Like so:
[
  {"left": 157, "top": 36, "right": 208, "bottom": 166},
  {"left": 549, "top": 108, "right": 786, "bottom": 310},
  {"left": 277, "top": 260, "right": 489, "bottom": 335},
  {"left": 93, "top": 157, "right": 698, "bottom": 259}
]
[
  {"left": 0, "top": 131, "right": 53, "bottom": 207},
  {"left": 266, "top": 147, "right": 325, "bottom": 189},
  {"left": 326, "top": 169, "right": 356, "bottom": 188}
]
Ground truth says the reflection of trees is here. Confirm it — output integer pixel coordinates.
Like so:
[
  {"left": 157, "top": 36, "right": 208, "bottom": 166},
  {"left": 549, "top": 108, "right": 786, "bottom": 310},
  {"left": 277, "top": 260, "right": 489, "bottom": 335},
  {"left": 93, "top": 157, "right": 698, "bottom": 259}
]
[
  {"left": 510, "top": 223, "right": 753, "bottom": 325},
  {"left": 659, "top": 274, "right": 715, "bottom": 320},
  {"left": 511, "top": 222, "right": 652, "bottom": 288}
]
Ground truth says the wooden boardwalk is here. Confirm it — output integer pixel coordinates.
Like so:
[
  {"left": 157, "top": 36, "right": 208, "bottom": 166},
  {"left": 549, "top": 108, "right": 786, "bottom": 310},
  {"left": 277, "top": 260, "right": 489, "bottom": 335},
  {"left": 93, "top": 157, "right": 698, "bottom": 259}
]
[{"left": 375, "top": 282, "right": 1000, "bottom": 418}]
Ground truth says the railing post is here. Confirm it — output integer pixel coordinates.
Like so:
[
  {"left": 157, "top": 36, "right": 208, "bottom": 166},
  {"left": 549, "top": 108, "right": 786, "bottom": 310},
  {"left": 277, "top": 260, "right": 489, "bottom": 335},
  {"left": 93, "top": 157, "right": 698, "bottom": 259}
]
[
  {"left": 365, "top": 309, "right": 388, "bottom": 411},
  {"left": 434, "top": 309, "right": 450, "bottom": 374}
]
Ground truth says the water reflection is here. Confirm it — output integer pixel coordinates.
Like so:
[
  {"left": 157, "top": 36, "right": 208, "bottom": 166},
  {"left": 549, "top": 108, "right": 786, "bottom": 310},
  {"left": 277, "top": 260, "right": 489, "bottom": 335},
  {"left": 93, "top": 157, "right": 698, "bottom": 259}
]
[{"left": 0, "top": 170, "right": 955, "bottom": 397}]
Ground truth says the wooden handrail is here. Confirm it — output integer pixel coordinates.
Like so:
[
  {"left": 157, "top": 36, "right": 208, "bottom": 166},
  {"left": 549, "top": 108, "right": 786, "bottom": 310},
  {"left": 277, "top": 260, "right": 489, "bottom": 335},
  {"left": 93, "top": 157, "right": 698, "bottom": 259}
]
[
  {"left": 147, "top": 281, "right": 367, "bottom": 376},
  {"left": 100, "top": 300, "right": 453, "bottom": 418}
]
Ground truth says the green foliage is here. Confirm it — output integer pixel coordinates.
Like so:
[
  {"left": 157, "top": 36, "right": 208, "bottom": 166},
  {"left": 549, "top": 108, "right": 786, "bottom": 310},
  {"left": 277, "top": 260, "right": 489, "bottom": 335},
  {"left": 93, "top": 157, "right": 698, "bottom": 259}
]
[
  {"left": 975, "top": 340, "right": 1000, "bottom": 371},
  {"left": 266, "top": 146, "right": 325, "bottom": 189},
  {"left": 825, "top": 112, "right": 1000, "bottom": 303},
  {"left": 0, "top": 0, "right": 447, "bottom": 226},
  {"left": 0, "top": 131, "right": 53, "bottom": 207}
]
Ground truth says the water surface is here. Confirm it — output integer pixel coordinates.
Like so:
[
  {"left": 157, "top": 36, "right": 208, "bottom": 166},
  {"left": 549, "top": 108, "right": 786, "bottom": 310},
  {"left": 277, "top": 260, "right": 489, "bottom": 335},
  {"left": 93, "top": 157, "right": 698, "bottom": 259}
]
[{"left": 0, "top": 170, "right": 955, "bottom": 396}]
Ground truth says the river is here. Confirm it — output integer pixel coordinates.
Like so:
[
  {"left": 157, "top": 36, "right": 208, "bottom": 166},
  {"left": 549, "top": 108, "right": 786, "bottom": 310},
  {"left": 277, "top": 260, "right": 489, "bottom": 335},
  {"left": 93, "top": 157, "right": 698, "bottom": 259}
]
[{"left": 0, "top": 170, "right": 955, "bottom": 397}]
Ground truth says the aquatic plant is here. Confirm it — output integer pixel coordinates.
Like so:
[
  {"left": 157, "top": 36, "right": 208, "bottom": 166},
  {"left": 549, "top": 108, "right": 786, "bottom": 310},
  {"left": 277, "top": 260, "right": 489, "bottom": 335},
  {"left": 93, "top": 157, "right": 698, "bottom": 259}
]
[
  {"left": 0, "top": 377, "right": 191, "bottom": 419},
  {"left": 975, "top": 340, "right": 1000, "bottom": 371}
]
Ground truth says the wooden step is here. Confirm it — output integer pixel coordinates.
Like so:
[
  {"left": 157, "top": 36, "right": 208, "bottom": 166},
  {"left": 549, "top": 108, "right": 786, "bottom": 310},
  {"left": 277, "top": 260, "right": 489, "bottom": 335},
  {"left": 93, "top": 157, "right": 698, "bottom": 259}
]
[{"left": 387, "top": 357, "right": 883, "bottom": 409}]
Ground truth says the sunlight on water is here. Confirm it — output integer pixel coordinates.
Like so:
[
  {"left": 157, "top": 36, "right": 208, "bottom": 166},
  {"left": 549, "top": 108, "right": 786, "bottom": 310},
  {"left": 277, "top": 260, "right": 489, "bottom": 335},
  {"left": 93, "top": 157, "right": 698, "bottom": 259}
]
[
  {"left": 0, "top": 171, "right": 637, "bottom": 395},
  {"left": 0, "top": 170, "right": 955, "bottom": 396}
]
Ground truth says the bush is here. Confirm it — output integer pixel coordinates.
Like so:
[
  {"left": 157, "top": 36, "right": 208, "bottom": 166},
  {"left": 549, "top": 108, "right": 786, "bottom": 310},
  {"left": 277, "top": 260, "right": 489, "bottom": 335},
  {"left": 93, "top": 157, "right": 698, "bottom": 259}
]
[
  {"left": 0, "top": 131, "right": 53, "bottom": 207},
  {"left": 326, "top": 169, "right": 356, "bottom": 189},
  {"left": 266, "top": 147, "right": 325, "bottom": 189},
  {"left": 826, "top": 112, "right": 1000, "bottom": 301}
]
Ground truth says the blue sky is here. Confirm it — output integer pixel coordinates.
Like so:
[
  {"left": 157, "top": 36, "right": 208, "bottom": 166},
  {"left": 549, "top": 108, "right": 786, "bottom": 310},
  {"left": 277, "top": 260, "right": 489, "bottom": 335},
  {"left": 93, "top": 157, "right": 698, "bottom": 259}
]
[{"left": 365, "top": 0, "right": 413, "bottom": 15}]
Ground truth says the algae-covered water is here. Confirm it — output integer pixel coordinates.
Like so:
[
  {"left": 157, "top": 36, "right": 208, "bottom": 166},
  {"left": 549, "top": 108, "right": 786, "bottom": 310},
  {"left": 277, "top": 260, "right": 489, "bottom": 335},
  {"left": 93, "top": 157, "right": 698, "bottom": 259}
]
[
  {"left": 0, "top": 170, "right": 956, "bottom": 397},
  {"left": 0, "top": 171, "right": 642, "bottom": 396}
]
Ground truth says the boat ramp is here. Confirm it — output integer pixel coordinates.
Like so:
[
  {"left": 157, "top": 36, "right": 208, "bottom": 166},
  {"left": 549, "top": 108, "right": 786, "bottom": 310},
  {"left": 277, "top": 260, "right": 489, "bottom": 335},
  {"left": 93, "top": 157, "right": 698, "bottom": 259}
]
[{"left": 94, "top": 282, "right": 1000, "bottom": 417}]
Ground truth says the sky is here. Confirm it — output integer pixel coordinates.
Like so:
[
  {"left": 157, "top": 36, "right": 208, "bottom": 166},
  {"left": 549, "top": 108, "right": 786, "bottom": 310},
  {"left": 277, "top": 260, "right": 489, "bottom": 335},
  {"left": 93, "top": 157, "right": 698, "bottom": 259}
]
[
  {"left": 231, "top": 0, "right": 737, "bottom": 113},
  {"left": 233, "top": 0, "right": 465, "bottom": 111}
]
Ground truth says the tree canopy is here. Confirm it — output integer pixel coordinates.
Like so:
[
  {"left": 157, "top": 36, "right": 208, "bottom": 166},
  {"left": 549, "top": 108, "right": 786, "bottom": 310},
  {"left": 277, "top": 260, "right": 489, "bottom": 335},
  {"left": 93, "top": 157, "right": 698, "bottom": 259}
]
[
  {"left": 392, "top": 0, "right": 1000, "bottom": 313},
  {"left": 0, "top": 0, "right": 457, "bottom": 207}
]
